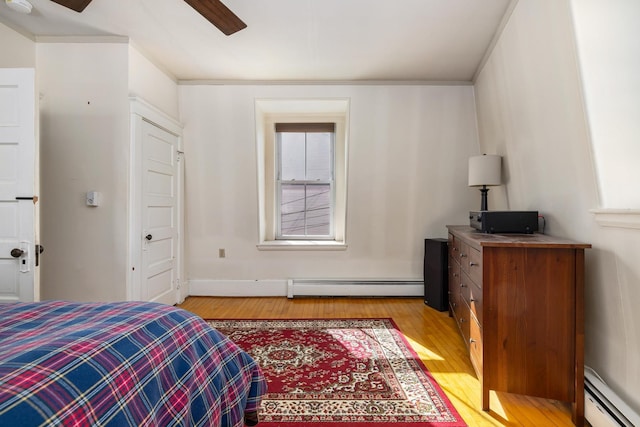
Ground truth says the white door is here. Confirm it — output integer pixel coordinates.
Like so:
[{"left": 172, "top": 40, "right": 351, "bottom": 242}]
[
  {"left": 0, "top": 68, "right": 36, "bottom": 303},
  {"left": 140, "top": 119, "right": 180, "bottom": 305}
]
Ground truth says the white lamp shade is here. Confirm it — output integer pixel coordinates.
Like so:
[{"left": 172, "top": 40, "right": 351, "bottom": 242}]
[{"left": 468, "top": 154, "right": 502, "bottom": 186}]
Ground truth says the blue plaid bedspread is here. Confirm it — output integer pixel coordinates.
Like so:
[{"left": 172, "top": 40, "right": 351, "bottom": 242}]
[{"left": 0, "top": 301, "right": 266, "bottom": 426}]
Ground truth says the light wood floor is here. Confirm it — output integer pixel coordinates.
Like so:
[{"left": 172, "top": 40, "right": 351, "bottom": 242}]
[{"left": 178, "top": 296, "right": 578, "bottom": 427}]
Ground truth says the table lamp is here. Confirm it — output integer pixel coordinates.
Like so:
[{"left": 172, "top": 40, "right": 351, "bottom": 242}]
[{"left": 468, "top": 154, "right": 502, "bottom": 211}]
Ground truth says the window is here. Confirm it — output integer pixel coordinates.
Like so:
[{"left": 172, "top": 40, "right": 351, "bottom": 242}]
[
  {"left": 255, "top": 98, "right": 349, "bottom": 250},
  {"left": 276, "top": 123, "right": 335, "bottom": 239}
]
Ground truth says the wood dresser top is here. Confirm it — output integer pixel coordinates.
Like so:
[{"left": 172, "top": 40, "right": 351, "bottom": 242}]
[{"left": 446, "top": 225, "right": 592, "bottom": 250}]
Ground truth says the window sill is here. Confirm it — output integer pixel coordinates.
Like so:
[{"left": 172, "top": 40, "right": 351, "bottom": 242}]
[
  {"left": 590, "top": 209, "right": 640, "bottom": 230},
  {"left": 257, "top": 240, "right": 348, "bottom": 251}
]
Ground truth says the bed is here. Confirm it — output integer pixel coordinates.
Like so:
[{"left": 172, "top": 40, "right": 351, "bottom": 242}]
[{"left": 0, "top": 300, "right": 266, "bottom": 427}]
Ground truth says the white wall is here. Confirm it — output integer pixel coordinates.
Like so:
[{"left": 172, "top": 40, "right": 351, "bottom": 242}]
[
  {"left": 475, "top": 0, "right": 640, "bottom": 414},
  {"left": 570, "top": 0, "right": 640, "bottom": 208},
  {"left": 35, "top": 40, "right": 180, "bottom": 302},
  {"left": 0, "top": 23, "right": 35, "bottom": 68},
  {"left": 474, "top": 0, "right": 598, "bottom": 232},
  {"left": 37, "top": 41, "right": 182, "bottom": 302},
  {"left": 128, "top": 46, "right": 180, "bottom": 119},
  {"left": 38, "top": 42, "right": 131, "bottom": 301},
  {"left": 179, "top": 84, "right": 479, "bottom": 287}
]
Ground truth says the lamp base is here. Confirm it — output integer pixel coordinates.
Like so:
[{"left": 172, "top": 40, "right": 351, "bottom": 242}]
[{"left": 479, "top": 186, "right": 489, "bottom": 211}]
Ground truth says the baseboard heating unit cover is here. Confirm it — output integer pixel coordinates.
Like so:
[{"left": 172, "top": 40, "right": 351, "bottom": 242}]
[
  {"left": 287, "top": 278, "right": 423, "bottom": 298},
  {"left": 584, "top": 367, "right": 640, "bottom": 427}
]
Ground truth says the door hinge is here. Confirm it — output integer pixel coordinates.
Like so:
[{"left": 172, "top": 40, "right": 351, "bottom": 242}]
[{"left": 15, "top": 196, "right": 39, "bottom": 204}]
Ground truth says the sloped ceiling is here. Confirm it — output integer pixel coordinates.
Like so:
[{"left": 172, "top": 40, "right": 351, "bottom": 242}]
[{"left": 0, "top": 0, "right": 513, "bottom": 82}]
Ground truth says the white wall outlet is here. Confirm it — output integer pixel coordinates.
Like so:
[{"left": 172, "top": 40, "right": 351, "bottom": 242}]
[{"left": 86, "top": 191, "right": 100, "bottom": 207}]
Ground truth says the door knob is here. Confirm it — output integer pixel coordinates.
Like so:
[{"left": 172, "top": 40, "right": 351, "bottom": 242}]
[
  {"left": 145, "top": 234, "right": 153, "bottom": 241},
  {"left": 10, "top": 248, "right": 24, "bottom": 258}
]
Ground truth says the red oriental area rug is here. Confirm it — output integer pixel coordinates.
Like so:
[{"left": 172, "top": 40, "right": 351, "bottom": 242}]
[{"left": 207, "top": 318, "right": 467, "bottom": 427}]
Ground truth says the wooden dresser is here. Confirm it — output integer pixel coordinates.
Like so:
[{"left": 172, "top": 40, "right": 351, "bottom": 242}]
[{"left": 446, "top": 226, "right": 590, "bottom": 427}]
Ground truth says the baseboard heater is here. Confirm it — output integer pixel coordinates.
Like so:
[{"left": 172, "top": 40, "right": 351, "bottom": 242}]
[
  {"left": 585, "top": 367, "right": 640, "bottom": 427},
  {"left": 287, "top": 279, "right": 423, "bottom": 298}
]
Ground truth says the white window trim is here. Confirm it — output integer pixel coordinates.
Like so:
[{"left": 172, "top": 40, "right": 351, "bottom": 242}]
[
  {"left": 257, "top": 240, "right": 347, "bottom": 251},
  {"left": 590, "top": 208, "right": 640, "bottom": 230},
  {"left": 255, "top": 99, "right": 349, "bottom": 251}
]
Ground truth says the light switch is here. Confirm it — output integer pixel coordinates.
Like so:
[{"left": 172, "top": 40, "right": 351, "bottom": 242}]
[{"left": 86, "top": 191, "right": 100, "bottom": 207}]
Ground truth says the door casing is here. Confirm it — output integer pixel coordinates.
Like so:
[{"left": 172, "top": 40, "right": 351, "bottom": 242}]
[{"left": 128, "top": 97, "right": 184, "bottom": 304}]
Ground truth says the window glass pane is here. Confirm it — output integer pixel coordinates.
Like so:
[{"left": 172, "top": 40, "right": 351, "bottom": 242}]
[
  {"left": 280, "top": 133, "right": 305, "bottom": 180},
  {"left": 305, "top": 184, "right": 331, "bottom": 235},
  {"left": 306, "top": 132, "right": 332, "bottom": 181},
  {"left": 280, "top": 183, "right": 331, "bottom": 236},
  {"left": 280, "top": 184, "right": 306, "bottom": 235}
]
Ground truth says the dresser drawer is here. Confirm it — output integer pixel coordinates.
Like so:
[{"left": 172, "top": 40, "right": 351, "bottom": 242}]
[
  {"left": 459, "top": 242, "right": 471, "bottom": 274},
  {"left": 460, "top": 270, "right": 472, "bottom": 307},
  {"left": 449, "top": 234, "right": 461, "bottom": 261},
  {"left": 467, "top": 246, "right": 482, "bottom": 285},
  {"left": 461, "top": 272, "right": 483, "bottom": 327},
  {"left": 453, "top": 296, "right": 470, "bottom": 346},
  {"left": 469, "top": 282, "right": 483, "bottom": 325},
  {"left": 469, "top": 316, "right": 483, "bottom": 377},
  {"left": 449, "top": 276, "right": 461, "bottom": 315},
  {"left": 448, "top": 257, "right": 460, "bottom": 305},
  {"left": 449, "top": 255, "right": 460, "bottom": 284}
]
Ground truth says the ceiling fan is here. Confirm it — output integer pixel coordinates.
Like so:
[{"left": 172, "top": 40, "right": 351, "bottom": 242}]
[{"left": 50, "top": 0, "right": 247, "bottom": 35}]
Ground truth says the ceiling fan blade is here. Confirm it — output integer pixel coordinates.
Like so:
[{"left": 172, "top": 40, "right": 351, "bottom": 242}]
[
  {"left": 183, "top": 0, "right": 247, "bottom": 36},
  {"left": 50, "top": 0, "right": 93, "bottom": 13}
]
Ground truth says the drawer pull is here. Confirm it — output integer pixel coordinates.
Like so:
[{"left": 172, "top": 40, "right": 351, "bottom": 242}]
[
  {"left": 469, "top": 338, "right": 476, "bottom": 344},
  {"left": 460, "top": 253, "right": 467, "bottom": 258},
  {"left": 460, "top": 318, "right": 465, "bottom": 323},
  {"left": 470, "top": 298, "right": 475, "bottom": 302},
  {"left": 470, "top": 262, "right": 477, "bottom": 266},
  {"left": 460, "top": 283, "right": 465, "bottom": 288}
]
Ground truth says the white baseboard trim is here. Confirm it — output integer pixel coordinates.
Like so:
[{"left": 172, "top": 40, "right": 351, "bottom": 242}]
[
  {"left": 585, "top": 367, "right": 640, "bottom": 427},
  {"left": 187, "top": 279, "right": 425, "bottom": 298},
  {"left": 287, "top": 279, "right": 424, "bottom": 298},
  {"left": 189, "top": 280, "right": 288, "bottom": 297}
]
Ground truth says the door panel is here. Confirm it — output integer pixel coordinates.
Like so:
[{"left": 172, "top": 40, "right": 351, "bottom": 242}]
[
  {"left": 0, "top": 68, "right": 35, "bottom": 303},
  {"left": 146, "top": 269, "right": 174, "bottom": 303}
]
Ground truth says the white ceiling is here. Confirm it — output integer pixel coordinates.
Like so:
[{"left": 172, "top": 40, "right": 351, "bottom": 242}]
[{"left": 0, "top": 0, "right": 513, "bottom": 82}]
